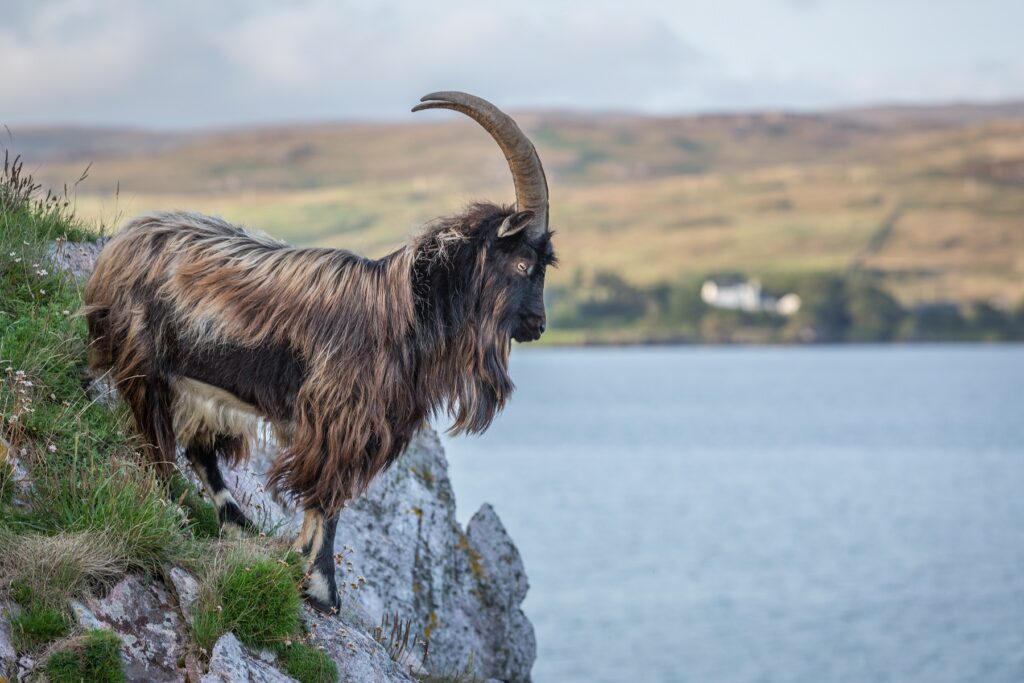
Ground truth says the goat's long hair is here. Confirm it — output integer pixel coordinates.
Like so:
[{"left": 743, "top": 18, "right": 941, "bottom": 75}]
[{"left": 84, "top": 203, "right": 518, "bottom": 514}]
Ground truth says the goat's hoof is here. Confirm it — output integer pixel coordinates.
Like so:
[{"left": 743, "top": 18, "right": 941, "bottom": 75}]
[
  {"left": 303, "top": 567, "right": 340, "bottom": 615},
  {"left": 219, "top": 504, "right": 259, "bottom": 535},
  {"left": 305, "top": 592, "right": 341, "bottom": 615}
]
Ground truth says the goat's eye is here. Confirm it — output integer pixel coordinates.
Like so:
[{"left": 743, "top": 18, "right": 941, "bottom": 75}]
[{"left": 516, "top": 262, "right": 529, "bottom": 274}]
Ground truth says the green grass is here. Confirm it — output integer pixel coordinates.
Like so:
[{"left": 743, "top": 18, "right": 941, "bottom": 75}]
[
  {"left": 0, "top": 155, "right": 201, "bottom": 657},
  {"left": 191, "top": 544, "right": 339, "bottom": 682},
  {"left": 280, "top": 642, "right": 339, "bottom": 683},
  {"left": 16, "top": 456, "right": 189, "bottom": 571},
  {"left": 0, "top": 154, "right": 128, "bottom": 464},
  {"left": 45, "top": 628, "right": 125, "bottom": 683},
  {"left": 0, "top": 151, "right": 344, "bottom": 682},
  {"left": 168, "top": 473, "right": 221, "bottom": 540},
  {"left": 193, "top": 553, "right": 303, "bottom": 652},
  {"left": 9, "top": 604, "right": 72, "bottom": 652},
  {"left": 0, "top": 459, "right": 14, "bottom": 505}
]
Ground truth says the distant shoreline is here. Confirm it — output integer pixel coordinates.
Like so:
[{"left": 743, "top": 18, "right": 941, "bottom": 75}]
[{"left": 525, "top": 338, "right": 1024, "bottom": 349}]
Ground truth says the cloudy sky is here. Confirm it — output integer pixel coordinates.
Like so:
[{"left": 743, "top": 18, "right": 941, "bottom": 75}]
[{"left": 2, "top": 0, "right": 1022, "bottom": 129}]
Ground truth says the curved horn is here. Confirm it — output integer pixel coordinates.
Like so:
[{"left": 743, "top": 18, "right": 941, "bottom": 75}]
[{"left": 413, "top": 91, "right": 549, "bottom": 238}]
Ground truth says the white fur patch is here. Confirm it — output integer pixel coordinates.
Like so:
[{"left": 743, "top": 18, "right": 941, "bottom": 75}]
[
  {"left": 213, "top": 489, "right": 237, "bottom": 509},
  {"left": 305, "top": 570, "right": 333, "bottom": 605},
  {"left": 172, "top": 376, "right": 261, "bottom": 444}
]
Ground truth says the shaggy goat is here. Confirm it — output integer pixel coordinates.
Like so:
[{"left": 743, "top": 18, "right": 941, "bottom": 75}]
[{"left": 83, "top": 92, "right": 555, "bottom": 611}]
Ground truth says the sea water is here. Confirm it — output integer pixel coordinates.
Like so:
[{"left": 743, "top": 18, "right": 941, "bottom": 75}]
[{"left": 442, "top": 346, "right": 1024, "bottom": 683}]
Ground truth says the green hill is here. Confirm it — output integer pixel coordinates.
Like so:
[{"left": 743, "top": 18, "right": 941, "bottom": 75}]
[{"left": 11, "top": 100, "right": 1024, "bottom": 342}]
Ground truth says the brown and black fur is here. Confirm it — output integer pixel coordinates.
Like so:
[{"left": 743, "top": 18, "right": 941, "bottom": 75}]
[{"left": 84, "top": 203, "right": 554, "bottom": 611}]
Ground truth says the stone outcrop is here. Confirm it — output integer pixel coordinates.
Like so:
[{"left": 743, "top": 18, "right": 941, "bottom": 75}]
[
  {"left": 70, "top": 575, "right": 188, "bottom": 682},
  {"left": 199, "top": 634, "right": 296, "bottom": 683},
  {"left": 221, "top": 428, "right": 536, "bottom": 682},
  {"left": 0, "top": 606, "right": 15, "bottom": 682}
]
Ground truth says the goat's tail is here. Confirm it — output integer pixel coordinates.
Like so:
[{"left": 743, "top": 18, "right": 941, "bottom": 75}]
[{"left": 84, "top": 250, "right": 178, "bottom": 478}]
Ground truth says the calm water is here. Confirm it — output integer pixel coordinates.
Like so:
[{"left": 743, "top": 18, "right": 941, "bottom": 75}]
[{"left": 441, "top": 346, "right": 1024, "bottom": 683}]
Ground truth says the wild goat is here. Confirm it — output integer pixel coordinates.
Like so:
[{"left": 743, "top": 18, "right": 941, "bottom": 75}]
[{"left": 83, "top": 92, "right": 555, "bottom": 611}]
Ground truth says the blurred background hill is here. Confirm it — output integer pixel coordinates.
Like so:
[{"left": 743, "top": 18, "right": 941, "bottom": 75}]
[{"left": 11, "top": 98, "right": 1024, "bottom": 343}]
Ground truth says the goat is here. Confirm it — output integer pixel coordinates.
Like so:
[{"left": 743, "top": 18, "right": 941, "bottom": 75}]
[{"left": 83, "top": 92, "right": 556, "bottom": 611}]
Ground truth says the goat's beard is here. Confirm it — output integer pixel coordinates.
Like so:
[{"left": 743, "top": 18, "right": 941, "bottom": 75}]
[{"left": 444, "top": 313, "right": 514, "bottom": 435}]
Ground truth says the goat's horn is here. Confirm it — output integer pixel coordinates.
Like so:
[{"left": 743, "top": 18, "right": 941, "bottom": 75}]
[{"left": 413, "top": 91, "right": 549, "bottom": 239}]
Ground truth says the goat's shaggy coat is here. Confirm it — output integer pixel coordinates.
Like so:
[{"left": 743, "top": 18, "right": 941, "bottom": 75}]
[
  {"left": 84, "top": 204, "right": 538, "bottom": 513},
  {"left": 83, "top": 91, "right": 554, "bottom": 611}
]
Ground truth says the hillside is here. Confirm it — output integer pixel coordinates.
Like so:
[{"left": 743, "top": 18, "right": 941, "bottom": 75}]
[{"left": 9, "top": 99, "right": 1024, "bottom": 342}]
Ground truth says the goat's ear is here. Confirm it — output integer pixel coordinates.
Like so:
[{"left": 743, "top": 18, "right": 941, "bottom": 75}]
[{"left": 497, "top": 210, "right": 535, "bottom": 239}]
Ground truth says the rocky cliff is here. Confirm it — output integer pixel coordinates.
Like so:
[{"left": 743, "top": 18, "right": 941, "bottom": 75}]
[{"left": 2, "top": 424, "right": 535, "bottom": 683}]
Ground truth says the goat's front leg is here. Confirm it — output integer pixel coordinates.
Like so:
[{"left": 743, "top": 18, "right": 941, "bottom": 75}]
[
  {"left": 184, "top": 434, "right": 258, "bottom": 536},
  {"left": 293, "top": 506, "right": 340, "bottom": 613}
]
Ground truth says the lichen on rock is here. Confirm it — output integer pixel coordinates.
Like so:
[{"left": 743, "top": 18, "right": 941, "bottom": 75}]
[{"left": 235, "top": 428, "right": 537, "bottom": 681}]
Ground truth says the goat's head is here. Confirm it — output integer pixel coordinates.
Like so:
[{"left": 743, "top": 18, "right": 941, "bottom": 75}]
[{"left": 414, "top": 92, "right": 555, "bottom": 344}]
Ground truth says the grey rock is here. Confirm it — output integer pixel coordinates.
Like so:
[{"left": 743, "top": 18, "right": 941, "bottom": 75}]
[
  {"left": 0, "top": 437, "right": 32, "bottom": 507},
  {"left": 462, "top": 504, "right": 536, "bottom": 682},
  {"left": 200, "top": 633, "right": 297, "bottom": 683},
  {"left": 303, "top": 605, "right": 418, "bottom": 683},
  {"left": 46, "top": 237, "right": 109, "bottom": 282},
  {"left": 168, "top": 566, "right": 200, "bottom": 625},
  {"left": 238, "top": 429, "right": 535, "bottom": 682},
  {"left": 68, "top": 599, "right": 104, "bottom": 630},
  {"left": 85, "top": 375, "right": 120, "bottom": 411},
  {"left": 1, "top": 604, "right": 37, "bottom": 683},
  {"left": 16, "top": 654, "right": 35, "bottom": 683},
  {"left": 0, "top": 605, "right": 15, "bottom": 682},
  {"left": 75, "top": 574, "right": 188, "bottom": 682}
]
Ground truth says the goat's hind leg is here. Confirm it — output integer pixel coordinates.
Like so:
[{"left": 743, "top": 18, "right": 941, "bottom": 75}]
[
  {"left": 293, "top": 506, "right": 340, "bottom": 613},
  {"left": 184, "top": 433, "right": 258, "bottom": 535}
]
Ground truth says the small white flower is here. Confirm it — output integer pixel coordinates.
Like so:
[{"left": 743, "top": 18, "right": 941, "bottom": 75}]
[{"left": 47, "top": 444, "right": 57, "bottom": 453}]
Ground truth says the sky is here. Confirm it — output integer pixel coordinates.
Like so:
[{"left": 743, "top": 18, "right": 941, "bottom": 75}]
[{"left": 1, "top": 0, "right": 1022, "bottom": 129}]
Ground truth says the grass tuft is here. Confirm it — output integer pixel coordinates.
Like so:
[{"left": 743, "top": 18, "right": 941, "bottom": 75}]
[
  {"left": 10, "top": 604, "right": 72, "bottom": 652},
  {"left": 280, "top": 642, "right": 339, "bottom": 683},
  {"left": 45, "top": 629, "right": 125, "bottom": 683},
  {"left": 217, "top": 557, "right": 302, "bottom": 648},
  {"left": 168, "top": 473, "right": 221, "bottom": 539},
  {"left": 192, "top": 543, "right": 303, "bottom": 653},
  {"left": 0, "top": 459, "right": 14, "bottom": 505},
  {"left": 0, "top": 528, "right": 128, "bottom": 610},
  {"left": 17, "top": 455, "right": 188, "bottom": 572}
]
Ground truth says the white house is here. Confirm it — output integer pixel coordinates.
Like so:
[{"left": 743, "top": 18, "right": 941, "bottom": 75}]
[{"left": 700, "top": 278, "right": 801, "bottom": 316}]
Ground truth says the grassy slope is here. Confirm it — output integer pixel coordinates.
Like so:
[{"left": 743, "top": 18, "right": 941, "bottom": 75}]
[
  {"left": 0, "top": 159, "right": 336, "bottom": 683},
  {"left": 24, "top": 106, "right": 1024, "bottom": 314}
]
